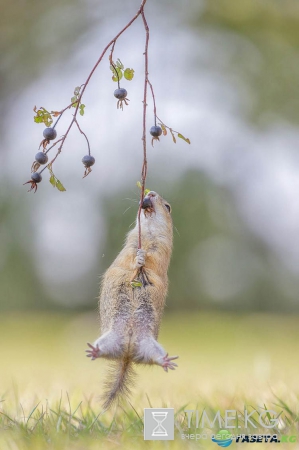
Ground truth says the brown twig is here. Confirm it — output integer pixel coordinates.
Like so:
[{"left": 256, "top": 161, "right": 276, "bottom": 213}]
[
  {"left": 37, "top": 0, "right": 152, "bottom": 259},
  {"left": 137, "top": 6, "right": 149, "bottom": 251},
  {"left": 147, "top": 79, "right": 157, "bottom": 127},
  {"left": 74, "top": 119, "right": 91, "bottom": 155},
  {"left": 50, "top": 0, "right": 148, "bottom": 165},
  {"left": 156, "top": 115, "right": 180, "bottom": 134},
  {"left": 108, "top": 42, "right": 121, "bottom": 88}
]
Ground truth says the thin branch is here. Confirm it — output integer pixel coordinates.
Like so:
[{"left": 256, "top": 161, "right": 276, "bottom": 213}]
[
  {"left": 137, "top": 6, "right": 149, "bottom": 250},
  {"left": 147, "top": 79, "right": 157, "bottom": 127},
  {"left": 156, "top": 115, "right": 181, "bottom": 134},
  {"left": 110, "top": 61, "right": 121, "bottom": 89},
  {"left": 55, "top": 0, "right": 148, "bottom": 157},
  {"left": 74, "top": 119, "right": 91, "bottom": 155},
  {"left": 108, "top": 42, "right": 121, "bottom": 89}
]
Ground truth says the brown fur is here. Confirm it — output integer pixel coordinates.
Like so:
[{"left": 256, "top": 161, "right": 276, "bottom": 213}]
[{"left": 86, "top": 191, "right": 177, "bottom": 409}]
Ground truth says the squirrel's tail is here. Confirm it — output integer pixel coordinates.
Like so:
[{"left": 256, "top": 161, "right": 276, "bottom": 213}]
[{"left": 101, "top": 356, "right": 136, "bottom": 410}]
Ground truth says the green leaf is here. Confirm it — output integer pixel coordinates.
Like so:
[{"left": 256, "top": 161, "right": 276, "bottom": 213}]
[
  {"left": 130, "top": 280, "right": 142, "bottom": 288},
  {"left": 34, "top": 116, "right": 44, "bottom": 124},
  {"left": 136, "top": 182, "right": 150, "bottom": 195},
  {"left": 56, "top": 180, "right": 66, "bottom": 192},
  {"left": 116, "top": 59, "right": 124, "bottom": 69},
  {"left": 48, "top": 165, "right": 66, "bottom": 191},
  {"left": 49, "top": 175, "right": 56, "bottom": 187},
  {"left": 74, "top": 86, "right": 81, "bottom": 96},
  {"left": 44, "top": 115, "right": 53, "bottom": 127},
  {"left": 71, "top": 96, "right": 79, "bottom": 108},
  {"left": 79, "top": 104, "right": 85, "bottom": 116},
  {"left": 111, "top": 66, "right": 123, "bottom": 82},
  {"left": 124, "top": 68, "right": 134, "bottom": 81},
  {"left": 33, "top": 107, "right": 53, "bottom": 126},
  {"left": 178, "top": 133, "right": 191, "bottom": 144}
]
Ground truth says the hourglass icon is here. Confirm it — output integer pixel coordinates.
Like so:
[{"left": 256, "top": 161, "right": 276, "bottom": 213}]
[{"left": 151, "top": 411, "right": 168, "bottom": 437}]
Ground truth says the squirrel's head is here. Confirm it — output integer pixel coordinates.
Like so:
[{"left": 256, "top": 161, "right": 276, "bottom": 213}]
[{"left": 140, "top": 191, "right": 172, "bottom": 232}]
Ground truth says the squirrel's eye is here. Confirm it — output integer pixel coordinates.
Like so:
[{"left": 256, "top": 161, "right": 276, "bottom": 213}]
[{"left": 165, "top": 203, "right": 171, "bottom": 213}]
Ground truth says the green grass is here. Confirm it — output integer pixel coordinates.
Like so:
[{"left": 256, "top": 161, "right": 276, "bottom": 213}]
[{"left": 1, "top": 311, "right": 299, "bottom": 449}]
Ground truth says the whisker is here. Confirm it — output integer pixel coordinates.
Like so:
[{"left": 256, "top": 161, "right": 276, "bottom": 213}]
[
  {"left": 125, "top": 197, "right": 139, "bottom": 203},
  {"left": 123, "top": 206, "right": 132, "bottom": 215},
  {"left": 174, "top": 226, "right": 180, "bottom": 237}
]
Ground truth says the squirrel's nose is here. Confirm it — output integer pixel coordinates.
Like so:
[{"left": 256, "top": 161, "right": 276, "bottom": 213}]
[{"left": 141, "top": 196, "right": 152, "bottom": 209}]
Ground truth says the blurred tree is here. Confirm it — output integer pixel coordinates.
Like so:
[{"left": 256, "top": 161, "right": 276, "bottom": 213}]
[
  {"left": 0, "top": 0, "right": 95, "bottom": 116},
  {"left": 194, "top": 0, "right": 299, "bottom": 125},
  {"left": 0, "top": 192, "right": 52, "bottom": 310}
]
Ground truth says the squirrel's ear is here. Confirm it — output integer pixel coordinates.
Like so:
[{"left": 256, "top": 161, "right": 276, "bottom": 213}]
[{"left": 164, "top": 203, "right": 171, "bottom": 213}]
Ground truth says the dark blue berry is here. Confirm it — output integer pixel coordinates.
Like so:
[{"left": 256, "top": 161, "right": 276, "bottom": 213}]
[
  {"left": 150, "top": 126, "right": 162, "bottom": 137},
  {"left": 114, "top": 88, "right": 127, "bottom": 100},
  {"left": 35, "top": 152, "right": 48, "bottom": 165},
  {"left": 43, "top": 127, "right": 57, "bottom": 140},
  {"left": 31, "top": 172, "right": 42, "bottom": 183},
  {"left": 82, "top": 155, "right": 95, "bottom": 167}
]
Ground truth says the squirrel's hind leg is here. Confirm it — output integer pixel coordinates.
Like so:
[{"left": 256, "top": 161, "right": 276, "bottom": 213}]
[
  {"left": 134, "top": 337, "right": 178, "bottom": 372},
  {"left": 86, "top": 330, "right": 124, "bottom": 360}
]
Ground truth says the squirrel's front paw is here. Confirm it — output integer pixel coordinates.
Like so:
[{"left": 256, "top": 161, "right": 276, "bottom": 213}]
[
  {"left": 85, "top": 343, "right": 100, "bottom": 360},
  {"left": 135, "top": 249, "right": 147, "bottom": 268}
]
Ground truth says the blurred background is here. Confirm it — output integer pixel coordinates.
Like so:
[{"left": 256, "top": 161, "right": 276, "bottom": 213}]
[{"left": 1, "top": 0, "right": 299, "bottom": 313}]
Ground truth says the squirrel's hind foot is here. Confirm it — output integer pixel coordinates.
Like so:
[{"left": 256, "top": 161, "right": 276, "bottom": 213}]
[
  {"left": 159, "top": 354, "right": 179, "bottom": 372},
  {"left": 86, "top": 343, "right": 100, "bottom": 360}
]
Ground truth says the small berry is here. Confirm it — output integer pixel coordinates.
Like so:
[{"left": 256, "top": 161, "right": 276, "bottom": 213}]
[
  {"left": 114, "top": 88, "right": 127, "bottom": 100},
  {"left": 150, "top": 125, "right": 162, "bottom": 137},
  {"left": 82, "top": 155, "right": 95, "bottom": 167},
  {"left": 43, "top": 127, "right": 57, "bottom": 140},
  {"left": 35, "top": 152, "right": 48, "bottom": 165},
  {"left": 31, "top": 172, "right": 42, "bottom": 183}
]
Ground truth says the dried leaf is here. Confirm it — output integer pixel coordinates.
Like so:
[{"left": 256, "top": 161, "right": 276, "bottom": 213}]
[
  {"left": 31, "top": 161, "right": 40, "bottom": 173},
  {"left": 51, "top": 111, "right": 61, "bottom": 117},
  {"left": 160, "top": 124, "right": 167, "bottom": 136},
  {"left": 170, "top": 129, "right": 176, "bottom": 144}
]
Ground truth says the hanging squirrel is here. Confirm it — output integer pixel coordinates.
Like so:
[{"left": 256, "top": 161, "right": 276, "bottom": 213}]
[{"left": 86, "top": 191, "right": 178, "bottom": 409}]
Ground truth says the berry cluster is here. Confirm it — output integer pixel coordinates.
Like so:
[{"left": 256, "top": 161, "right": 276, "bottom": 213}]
[{"left": 25, "top": 1, "right": 190, "bottom": 194}]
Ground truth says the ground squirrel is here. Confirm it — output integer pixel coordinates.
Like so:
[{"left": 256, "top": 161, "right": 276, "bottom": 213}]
[{"left": 86, "top": 191, "right": 178, "bottom": 409}]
